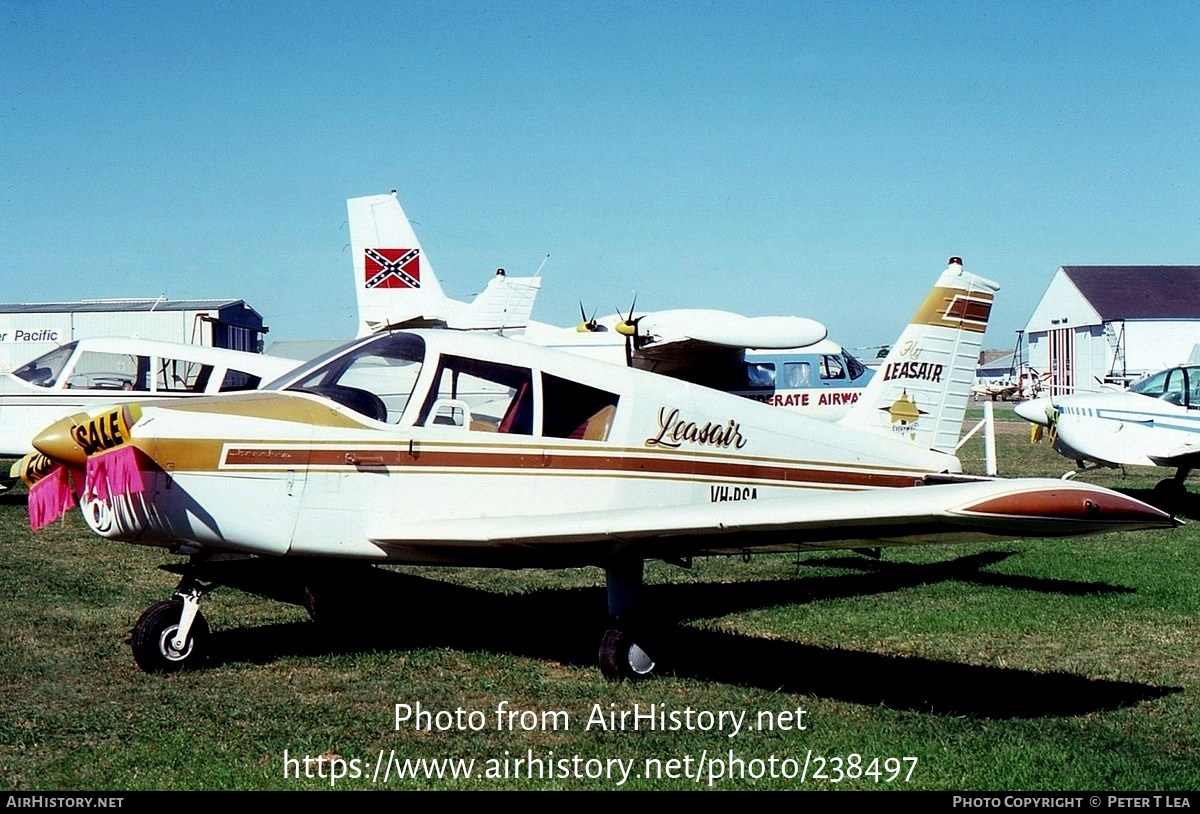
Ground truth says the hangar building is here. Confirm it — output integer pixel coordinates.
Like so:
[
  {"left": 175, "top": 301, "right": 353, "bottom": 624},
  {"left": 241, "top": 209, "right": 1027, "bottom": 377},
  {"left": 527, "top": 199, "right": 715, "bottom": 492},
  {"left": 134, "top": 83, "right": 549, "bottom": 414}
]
[
  {"left": 1024, "top": 266, "right": 1200, "bottom": 396},
  {"left": 0, "top": 298, "right": 269, "bottom": 372}
]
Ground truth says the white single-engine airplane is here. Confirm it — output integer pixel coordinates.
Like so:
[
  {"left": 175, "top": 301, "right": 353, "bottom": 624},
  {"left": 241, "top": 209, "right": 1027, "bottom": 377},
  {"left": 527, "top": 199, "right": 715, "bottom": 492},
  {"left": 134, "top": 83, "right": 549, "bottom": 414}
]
[
  {"left": 0, "top": 338, "right": 302, "bottom": 486},
  {"left": 1015, "top": 363, "right": 1200, "bottom": 502},
  {"left": 19, "top": 260, "right": 1174, "bottom": 679}
]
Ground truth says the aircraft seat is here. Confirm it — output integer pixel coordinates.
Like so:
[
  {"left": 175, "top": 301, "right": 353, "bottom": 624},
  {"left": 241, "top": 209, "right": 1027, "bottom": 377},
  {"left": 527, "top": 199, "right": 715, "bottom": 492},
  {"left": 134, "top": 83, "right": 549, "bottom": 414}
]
[{"left": 571, "top": 404, "right": 617, "bottom": 441}]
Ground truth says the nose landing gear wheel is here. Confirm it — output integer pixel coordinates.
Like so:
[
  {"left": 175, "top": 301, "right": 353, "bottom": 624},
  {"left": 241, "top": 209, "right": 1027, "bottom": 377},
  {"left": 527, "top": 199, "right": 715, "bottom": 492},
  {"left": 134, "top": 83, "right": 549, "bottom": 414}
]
[
  {"left": 598, "top": 628, "right": 656, "bottom": 680},
  {"left": 130, "top": 599, "right": 210, "bottom": 673}
]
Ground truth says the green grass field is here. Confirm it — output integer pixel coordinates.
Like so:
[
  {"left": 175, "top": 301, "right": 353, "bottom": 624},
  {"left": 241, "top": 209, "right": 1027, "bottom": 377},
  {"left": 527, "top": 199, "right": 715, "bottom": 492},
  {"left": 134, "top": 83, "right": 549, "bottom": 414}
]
[{"left": 2, "top": 412, "right": 1198, "bottom": 791}]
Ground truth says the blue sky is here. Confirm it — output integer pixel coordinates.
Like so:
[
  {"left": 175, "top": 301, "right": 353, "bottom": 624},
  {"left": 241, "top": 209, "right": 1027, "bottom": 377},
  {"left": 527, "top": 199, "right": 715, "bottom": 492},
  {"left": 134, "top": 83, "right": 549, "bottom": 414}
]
[{"left": 2, "top": 0, "right": 1197, "bottom": 354}]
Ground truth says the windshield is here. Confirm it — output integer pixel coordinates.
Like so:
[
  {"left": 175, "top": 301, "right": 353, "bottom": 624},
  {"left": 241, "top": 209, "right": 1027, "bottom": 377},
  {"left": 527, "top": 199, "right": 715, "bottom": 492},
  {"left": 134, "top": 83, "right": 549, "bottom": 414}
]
[
  {"left": 285, "top": 333, "right": 426, "bottom": 423},
  {"left": 263, "top": 339, "right": 363, "bottom": 390},
  {"left": 1128, "top": 369, "right": 1170, "bottom": 396},
  {"left": 11, "top": 343, "right": 77, "bottom": 387},
  {"left": 843, "top": 351, "right": 868, "bottom": 381},
  {"left": 1128, "top": 366, "right": 1197, "bottom": 407}
]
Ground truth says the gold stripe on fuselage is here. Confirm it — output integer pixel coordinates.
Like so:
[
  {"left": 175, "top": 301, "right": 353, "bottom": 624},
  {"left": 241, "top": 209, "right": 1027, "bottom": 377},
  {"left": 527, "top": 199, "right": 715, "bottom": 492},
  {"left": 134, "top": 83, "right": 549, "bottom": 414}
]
[
  {"left": 154, "top": 392, "right": 376, "bottom": 428},
  {"left": 138, "top": 438, "right": 925, "bottom": 491}
]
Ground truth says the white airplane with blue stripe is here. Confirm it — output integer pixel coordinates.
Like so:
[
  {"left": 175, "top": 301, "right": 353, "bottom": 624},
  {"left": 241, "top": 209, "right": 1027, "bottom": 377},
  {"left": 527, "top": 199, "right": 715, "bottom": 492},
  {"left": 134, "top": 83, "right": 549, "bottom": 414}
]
[{"left": 1015, "top": 363, "right": 1200, "bottom": 501}]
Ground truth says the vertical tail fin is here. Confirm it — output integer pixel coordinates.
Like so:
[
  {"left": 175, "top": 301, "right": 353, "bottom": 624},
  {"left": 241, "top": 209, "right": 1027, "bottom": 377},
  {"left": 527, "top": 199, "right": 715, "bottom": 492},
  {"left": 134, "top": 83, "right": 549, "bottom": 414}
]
[
  {"left": 348, "top": 191, "right": 450, "bottom": 337},
  {"left": 348, "top": 191, "right": 543, "bottom": 336},
  {"left": 838, "top": 257, "right": 999, "bottom": 455}
]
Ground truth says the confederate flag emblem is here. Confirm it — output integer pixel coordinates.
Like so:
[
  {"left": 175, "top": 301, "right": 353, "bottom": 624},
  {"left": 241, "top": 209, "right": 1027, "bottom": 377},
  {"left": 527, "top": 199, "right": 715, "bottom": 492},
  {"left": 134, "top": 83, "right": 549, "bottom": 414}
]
[{"left": 364, "top": 248, "right": 420, "bottom": 289}]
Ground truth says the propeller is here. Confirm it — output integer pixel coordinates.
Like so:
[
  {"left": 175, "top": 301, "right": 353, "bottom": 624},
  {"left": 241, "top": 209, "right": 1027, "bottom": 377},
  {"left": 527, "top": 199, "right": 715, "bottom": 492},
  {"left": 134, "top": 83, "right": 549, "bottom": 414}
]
[
  {"left": 613, "top": 295, "right": 640, "bottom": 336},
  {"left": 575, "top": 302, "right": 603, "bottom": 333},
  {"left": 613, "top": 296, "right": 644, "bottom": 367}
]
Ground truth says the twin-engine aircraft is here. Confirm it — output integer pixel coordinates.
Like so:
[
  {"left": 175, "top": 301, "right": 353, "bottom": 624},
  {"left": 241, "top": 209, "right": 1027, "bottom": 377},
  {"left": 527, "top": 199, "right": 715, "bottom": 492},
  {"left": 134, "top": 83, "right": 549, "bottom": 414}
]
[
  {"left": 1015, "top": 363, "right": 1200, "bottom": 503},
  {"left": 20, "top": 260, "right": 1174, "bottom": 679},
  {"left": 349, "top": 191, "right": 883, "bottom": 419}
]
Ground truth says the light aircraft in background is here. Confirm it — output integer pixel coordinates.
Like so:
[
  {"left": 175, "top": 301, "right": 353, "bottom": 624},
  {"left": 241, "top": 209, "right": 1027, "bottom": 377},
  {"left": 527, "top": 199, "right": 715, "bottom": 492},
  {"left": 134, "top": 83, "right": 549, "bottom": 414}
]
[
  {"left": 971, "top": 365, "right": 1049, "bottom": 403},
  {"left": 0, "top": 338, "right": 302, "bottom": 488},
  {"left": 18, "top": 258, "right": 1173, "bottom": 679},
  {"left": 1015, "top": 363, "right": 1200, "bottom": 503},
  {"left": 734, "top": 341, "right": 874, "bottom": 421}
]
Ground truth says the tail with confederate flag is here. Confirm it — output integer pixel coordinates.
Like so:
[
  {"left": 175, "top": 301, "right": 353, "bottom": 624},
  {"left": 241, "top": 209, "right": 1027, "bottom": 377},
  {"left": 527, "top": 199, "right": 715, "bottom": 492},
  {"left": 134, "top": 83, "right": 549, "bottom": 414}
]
[{"left": 349, "top": 191, "right": 541, "bottom": 338}]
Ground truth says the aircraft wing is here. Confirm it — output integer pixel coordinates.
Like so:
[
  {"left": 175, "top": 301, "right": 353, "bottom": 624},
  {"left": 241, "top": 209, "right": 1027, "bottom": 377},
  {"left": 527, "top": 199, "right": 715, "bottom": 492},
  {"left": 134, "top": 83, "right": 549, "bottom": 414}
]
[
  {"left": 1148, "top": 442, "right": 1200, "bottom": 468},
  {"left": 370, "top": 478, "right": 1173, "bottom": 566},
  {"left": 636, "top": 310, "right": 828, "bottom": 350},
  {"left": 627, "top": 310, "right": 827, "bottom": 379}
]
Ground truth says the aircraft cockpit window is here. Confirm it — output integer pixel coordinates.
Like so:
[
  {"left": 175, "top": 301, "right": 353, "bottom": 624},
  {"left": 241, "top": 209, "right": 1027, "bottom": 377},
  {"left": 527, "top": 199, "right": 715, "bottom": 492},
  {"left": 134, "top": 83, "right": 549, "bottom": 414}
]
[
  {"left": 844, "top": 352, "right": 868, "bottom": 381},
  {"left": 418, "top": 355, "right": 533, "bottom": 434},
  {"left": 220, "top": 370, "right": 263, "bottom": 392},
  {"left": 820, "top": 355, "right": 846, "bottom": 381},
  {"left": 66, "top": 351, "right": 150, "bottom": 391},
  {"left": 12, "top": 343, "right": 76, "bottom": 388},
  {"left": 1163, "top": 368, "right": 1187, "bottom": 406},
  {"left": 287, "top": 333, "right": 425, "bottom": 423},
  {"left": 542, "top": 374, "right": 620, "bottom": 441},
  {"left": 1129, "top": 370, "right": 1168, "bottom": 397},
  {"left": 1129, "top": 367, "right": 1194, "bottom": 407}
]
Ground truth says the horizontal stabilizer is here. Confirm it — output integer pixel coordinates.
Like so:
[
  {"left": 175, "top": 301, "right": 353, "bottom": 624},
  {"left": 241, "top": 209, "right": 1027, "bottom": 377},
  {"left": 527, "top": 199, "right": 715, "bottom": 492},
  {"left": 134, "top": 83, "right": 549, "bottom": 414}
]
[{"left": 448, "top": 273, "right": 542, "bottom": 333}]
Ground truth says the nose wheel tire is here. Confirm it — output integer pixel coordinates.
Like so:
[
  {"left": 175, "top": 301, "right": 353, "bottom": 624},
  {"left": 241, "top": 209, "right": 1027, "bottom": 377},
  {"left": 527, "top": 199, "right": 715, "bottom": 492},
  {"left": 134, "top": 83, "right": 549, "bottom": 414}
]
[
  {"left": 598, "top": 628, "right": 656, "bottom": 680},
  {"left": 130, "top": 599, "right": 210, "bottom": 673}
]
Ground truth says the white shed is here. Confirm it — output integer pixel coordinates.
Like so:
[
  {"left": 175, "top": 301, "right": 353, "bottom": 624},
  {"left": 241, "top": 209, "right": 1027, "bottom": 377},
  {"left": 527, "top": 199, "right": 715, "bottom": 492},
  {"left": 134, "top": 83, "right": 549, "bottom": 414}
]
[
  {"left": 1025, "top": 266, "right": 1200, "bottom": 395},
  {"left": 0, "top": 298, "right": 270, "bottom": 372}
]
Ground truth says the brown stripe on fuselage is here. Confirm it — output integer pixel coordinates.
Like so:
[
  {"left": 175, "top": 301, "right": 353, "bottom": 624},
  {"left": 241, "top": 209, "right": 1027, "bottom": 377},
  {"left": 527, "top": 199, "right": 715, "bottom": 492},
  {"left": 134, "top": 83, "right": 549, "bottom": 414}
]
[{"left": 219, "top": 444, "right": 925, "bottom": 489}]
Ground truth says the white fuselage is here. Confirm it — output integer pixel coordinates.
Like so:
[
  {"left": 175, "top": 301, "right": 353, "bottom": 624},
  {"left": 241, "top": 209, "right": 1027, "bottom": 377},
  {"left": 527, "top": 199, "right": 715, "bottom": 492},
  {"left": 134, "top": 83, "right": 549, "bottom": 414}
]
[
  {"left": 62, "top": 330, "right": 958, "bottom": 564},
  {"left": 1050, "top": 391, "right": 1200, "bottom": 468}
]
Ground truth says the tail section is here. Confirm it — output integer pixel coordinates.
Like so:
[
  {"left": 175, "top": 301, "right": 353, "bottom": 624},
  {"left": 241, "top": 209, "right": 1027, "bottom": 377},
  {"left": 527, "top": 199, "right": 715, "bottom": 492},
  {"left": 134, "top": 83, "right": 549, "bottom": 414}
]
[
  {"left": 447, "top": 269, "right": 542, "bottom": 333},
  {"left": 348, "top": 191, "right": 541, "bottom": 336},
  {"left": 838, "top": 257, "right": 998, "bottom": 455},
  {"left": 349, "top": 191, "right": 450, "bottom": 336}
]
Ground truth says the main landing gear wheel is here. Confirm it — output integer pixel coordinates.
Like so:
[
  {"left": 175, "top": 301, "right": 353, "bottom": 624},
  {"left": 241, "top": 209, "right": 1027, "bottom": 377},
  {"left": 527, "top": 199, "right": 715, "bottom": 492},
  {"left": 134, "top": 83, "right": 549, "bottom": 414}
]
[
  {"left": 1152, "top": 481, "right": 1185, "bottom": 517},
  {"left": 130, "top": 599, "right": 210, "bottom": 673},
  {"left": 598, "top": 628, "right": 656, "bottom": 680}
]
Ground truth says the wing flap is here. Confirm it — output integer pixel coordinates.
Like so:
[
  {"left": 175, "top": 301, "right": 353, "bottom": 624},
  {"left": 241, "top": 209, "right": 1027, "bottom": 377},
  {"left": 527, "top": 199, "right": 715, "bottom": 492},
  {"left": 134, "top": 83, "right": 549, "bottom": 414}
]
[{"left": 369, "top": 479, "right": 1173, "bottom": 563}]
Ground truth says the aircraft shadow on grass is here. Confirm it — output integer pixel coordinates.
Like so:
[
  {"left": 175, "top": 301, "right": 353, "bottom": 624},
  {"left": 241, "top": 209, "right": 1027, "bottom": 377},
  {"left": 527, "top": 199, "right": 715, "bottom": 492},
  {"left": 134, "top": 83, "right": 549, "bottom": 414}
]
[
  {"left": 178, "top": 550, "right": 1177, "bottom": 719},
  {"left": 1126, "top": 486, "right": 1200, "bottom": 521}
]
